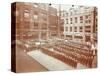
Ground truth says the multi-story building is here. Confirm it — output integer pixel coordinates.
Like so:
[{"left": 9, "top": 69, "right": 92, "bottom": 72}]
[
  {"left": 63, "top": 6, "right": 97, "bottom": 43},
  {"left": 59, "top": 10, "right": 65, "bottom": 39},
  {"left": 15, "top": 2, "right": 58, "bottom": 41},
  {"left": 48, "top": 6, "right": 58, "bottom": 38},
  {"left": 57, "top": 5, "right": 65, "bottom": 39}
]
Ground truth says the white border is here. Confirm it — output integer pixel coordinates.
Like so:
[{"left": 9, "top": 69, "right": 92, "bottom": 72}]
[{"left": 0, "top": 0, "right": 100, "bottom": 75}]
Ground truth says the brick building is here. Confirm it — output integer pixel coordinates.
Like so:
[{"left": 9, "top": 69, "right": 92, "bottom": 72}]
[{"left": 15, "top": 2, "right": 58, "bottom": 41}]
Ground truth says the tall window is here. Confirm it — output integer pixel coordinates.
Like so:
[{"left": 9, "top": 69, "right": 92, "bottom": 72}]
[
  {"left": 85, "top": 15, "right": 91, "bottom": 23},
  {"left": 75, "top": 17, "right": 77, "bottom": 23},
  {"left": 74, "top": 26, "right": 77, "bottom": 32},
  {"left": 80, "top": 16, "right": 83, "bottom": 23},
  {"left": 85, "top": 26, "right": 91, "bottom": 32},
  {"left": 70, "top": 18, "right": 72, "bottom": 24},
  {"left": 66, "top": 13, "right": 68, "bottom": 16},
  {"left": 33, "top": 15, "right": 38, "bottom": 20},
  {"left": 66, "top": 19, "right": 68, "bottom": 24},
  {"left": 66, "top": 27, "right": 68, "bottom": 31},
  {"left": 79, "top": 26, "right": 83, "bottom": 32},
  {"left": 24, "top": 9, "right": 30, "bottom": 18},
  {"left": 34, "top": 22, "right": 38, "bottom": 29},
  {"left": 70, "top": 27, "right": 72, "bottom": 32}
]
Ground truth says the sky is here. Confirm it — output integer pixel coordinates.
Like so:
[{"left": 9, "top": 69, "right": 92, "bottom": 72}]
[
  {"left": 50, "top": 4, "right": 94, "bottom": 13},
  {"left": 51, "top": 4, "right": 79, "bottom": 11}
]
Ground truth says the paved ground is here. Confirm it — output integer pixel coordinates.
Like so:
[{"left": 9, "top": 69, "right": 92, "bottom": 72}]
[
  {"left": 27, "top": 50, "right": 88, "bottom": 71},
  {"left": 16, "top": 46, "right": 95, "bottom": 73},
  {"left": 27, "top": 50, "right": 74, "bottom": 71},
  {"left": 16, "top": 47, "right": 48, "bottom": 73}
]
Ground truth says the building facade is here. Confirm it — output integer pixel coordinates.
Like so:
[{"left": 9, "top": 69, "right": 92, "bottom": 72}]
[
  {"left": 48, "top": 6, "right": 58, "bottom": 39},
  {"left": 15, "top": 2, "right": 58, "bottom": 41},
  {"left": 63, "top": 6, "right": 97, "bottom": 43}
]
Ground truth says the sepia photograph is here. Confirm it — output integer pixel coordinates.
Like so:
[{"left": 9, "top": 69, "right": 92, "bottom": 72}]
[{"left": 11, "top": 2, "right": 97, "bottom": 73}]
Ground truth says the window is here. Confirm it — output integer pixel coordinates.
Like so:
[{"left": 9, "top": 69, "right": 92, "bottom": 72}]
[
  {"left": 85, "top": 30, "right": 91, "bottom": 32},
  {"left": 70, "top": 27, "right": 72, "bottom": 32},
  {"left": 75, "top": 17, "right": 77, "bottom": 23},
  {"left": 74, "top": 26, "right": 77, "bottom": 32},
  {"left": 85, "top": 15, "right": 89, "bottom": 19},
  {"left": 74, "top": 36, "right": 83, "bottom": 39},
  {"left": 66, "top": 19, "right": 68, "bottom": 24},
  {"left": 66, "top": 13, "right": 68, "bottom": 16},
  {"left": 85, "top": 26, "right": 91, "bottom": 32},
  {"left": 33, "top": 15, "right": 38, "bottom": 20},
  {"left": 24, "top": 9, "right": 30, "bottom": 18},
  {"left": 80, "top": 16, "right": 83, "bottom": 23},
  {"left": 66, "top": 35, "right": 72, "bottom": 39},
  {"left": 85, "top": 15, "right": 91, "bottom": 23},
  {"left": 34, "top": 22, "right": 38, "bottom": 29},
  {"left": 85, "top": 26, "right": 91, "bottom": 28},
  {"left": 85, "top": 20, "right": 91, "bottom": 23},
  {"left": 79, "top": 26, "right": 83, "bottom": 32},
  {"left": 70, "top": 18, "right": 72, "bottom": 24},
  {"left": 51, "top": 33, "right": 57, "bottom": 37},
  {"left": 66, "top": 27, "right": 68, "bottom": 31},
  {"left": 88, "top": 20, "right": 91, "bottom": 23}
]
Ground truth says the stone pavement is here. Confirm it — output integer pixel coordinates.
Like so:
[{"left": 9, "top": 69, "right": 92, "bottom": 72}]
[
  {"left": 27, "top": 50, "right": 89, "bottom": 71},
  {"left": 16, "top": 47, "right": 48, "bottom": 73},
  {"left": 28, "top": 50, "right": 87, "bottom": 71}
]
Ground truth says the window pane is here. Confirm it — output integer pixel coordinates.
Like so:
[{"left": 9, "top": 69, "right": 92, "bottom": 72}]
[
  {"left": 34, "top": 15, "right": 38, "bottom": 20},
  {"left": 24, "top": 10, "right": 30, "bottom": 18},
  {"left": 75, "top": 17, "right": 77, "bottom": 23}
]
